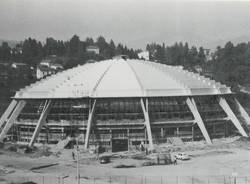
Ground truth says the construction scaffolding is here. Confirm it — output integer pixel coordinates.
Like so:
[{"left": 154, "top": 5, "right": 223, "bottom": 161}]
[{"left": 0, "top": 95, "right": 247, "bottom": 152}]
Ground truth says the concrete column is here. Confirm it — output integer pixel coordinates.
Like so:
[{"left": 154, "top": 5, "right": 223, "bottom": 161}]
[
  {"left": 28, "top": 100, "right": 52, "bottom": 147},
  {"left": 0, "top": 100, "right": 26, "bottom": 142},
  {"left": 140, "top": 98, "right": 154, "bottom": 150},
  {"left": 0, "top": 100, "right": 18, "bottom": 129},
  {"left": 225, "top": 122, "right": 228, "bottom": 137},
  {"left": 110, "top": 129, "right": 112, "bottom": 151},
  {"left": 176, "top": 127, "right": 179, "bottom": 137},
  {"left": 234, "top": 98, "right": 250, "bottom": 125},
  {"left": 186, "top": 97, "right": 212, "bottom": 144},
  {"left": 161, "top": 128, "right": 164, "bottom": 138},
  {"left": 213, "top": 123, "right": 216, "bottom": 135},
  {"left": 127, "top": 129, "right": 130, "bottom": 151},
  {"left": 84, "top": 99, "right": 96, "bottom": 149},
  {"left": 110, "top": 129, "right": 112, "bottom": 139},
  {"left": 219, "top": 97, "right": 248, "bottom": 137},
  {"left": 192, "top": 126, "right": 194, "bottom": 141}
]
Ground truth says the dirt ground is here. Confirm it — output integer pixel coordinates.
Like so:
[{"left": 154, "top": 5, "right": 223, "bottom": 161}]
[{"left": 1, "top": 136, "right": 250, "bottom": 184}]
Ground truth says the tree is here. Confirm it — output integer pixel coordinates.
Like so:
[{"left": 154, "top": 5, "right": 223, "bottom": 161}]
[
  {"left": 96, "top": 36, "right": 111, "bottom": 58},
  {"left": 109, "top": 40, "right": 116, "bottom": 57},
  {"left": 197, "top": 47, "right": 206, "bottom": 64},
  {"left": 224, "top": 41, "right": 234, "bottom": 56},
  {"left": 44, "top": 37, "right": 57, "bottom": 56},
  {"left": 56, "top": 40, "right": 66, "bottom": 56},
  {"left": 22, "top": 38, "right": 43, "bottom": 65},
  {"left": 86, "top": 37, "right": 94, "bottom": 45},
  {"left": 0, "top": 42, "right": 11, "bottom": 61},
  {"left": 68, "top": 35, "right": 81, "bottom": 56}
]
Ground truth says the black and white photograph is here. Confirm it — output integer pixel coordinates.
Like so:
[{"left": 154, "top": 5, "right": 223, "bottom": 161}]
[{"left": 1, "top": 0, "right": 250, "bottom": 183}]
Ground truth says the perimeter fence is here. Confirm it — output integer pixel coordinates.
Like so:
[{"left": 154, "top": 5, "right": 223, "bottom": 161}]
[{"left": 3, "top": 175, "right": 250, "bottom": 184}]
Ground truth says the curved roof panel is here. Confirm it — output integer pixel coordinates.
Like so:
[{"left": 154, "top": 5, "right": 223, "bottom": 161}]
[{"left": 14, "top": 59, "right": 231, "bottom": 99}]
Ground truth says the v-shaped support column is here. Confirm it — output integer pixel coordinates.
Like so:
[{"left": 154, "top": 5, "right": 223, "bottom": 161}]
[
  {"left": 84, "top": 99, "right": 96, "bottom": 149},
  {"left": 0, "top": 100, "right": 26, "bottom": 142},
  {"left": 140, "top": 98, "right": 154, "bottom": 150},
  {"left": 219, "top": 97, "right": 248, "bottom": 137},
  {"left": 186, "top": 97, "right": 212, "bottom": 144},
  {"left": 0, "top": 100, "right": 18, "bottom": 129},
  {"left": 29, "top": 100, "right": 52, "bottom": 147},
  {"left": 234, "top": 98, "right": 250, "bottom": 126}
]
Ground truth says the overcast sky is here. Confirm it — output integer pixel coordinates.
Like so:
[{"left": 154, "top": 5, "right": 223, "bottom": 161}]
[{"left": 1, "top": 0, "right": 250, "bottom": 49}]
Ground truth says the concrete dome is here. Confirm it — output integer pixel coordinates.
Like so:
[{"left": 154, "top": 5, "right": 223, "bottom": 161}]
[{"left": 14, "top": 59, "right": 231, "bottom": 99}]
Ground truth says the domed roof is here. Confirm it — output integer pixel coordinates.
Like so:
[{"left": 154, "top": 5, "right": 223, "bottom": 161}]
[{"left": 14, "top": 59, "right": 231, "bottom": 99}]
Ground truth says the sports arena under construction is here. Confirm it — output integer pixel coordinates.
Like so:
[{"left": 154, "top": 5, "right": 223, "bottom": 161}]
[{"left": 0, "top": 59, "right": 249, "bottom": 152}]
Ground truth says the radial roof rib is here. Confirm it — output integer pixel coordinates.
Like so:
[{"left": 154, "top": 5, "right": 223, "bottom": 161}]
[
  {"left": 15, "top": 60, "right": 113, "bottom": 99},
  {"left": 14, "top": 59, "right": 232, "bottom": 99},
  {"left": 125, "top": 60, "right": 145, "bottom": 96},
  {"left": 94, "top": 60, "right": 143, "bottom": 97},
  {"left": 53, "top": 60, "right": 113, "bottom": 98},
  {"left": 127, "top": 59, "right": 191, "bottom": 96},
  {"left": 141, "top": 60, "right": 231, "bottom": 95}
]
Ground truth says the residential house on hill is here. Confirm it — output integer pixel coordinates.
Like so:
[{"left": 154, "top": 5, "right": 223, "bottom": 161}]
[
  {"left": 86, "top": 45, "right": 100, "bottom": 55},
  {"left": 138, "top": 51, "right": 149, "bottom": 60},
  {"left": 11, "top": 62, "right": 27, "bottom": 69},
  {"left": 36, "top": 60, "right": 63, "bottom": 79}
]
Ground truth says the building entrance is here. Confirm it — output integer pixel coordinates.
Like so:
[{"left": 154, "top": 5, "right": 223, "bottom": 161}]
[{"left": 111, "top": 139, "right": 128, "bottom": 152}]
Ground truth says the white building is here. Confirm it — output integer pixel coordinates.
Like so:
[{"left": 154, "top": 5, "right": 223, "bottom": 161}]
[
  {"left": 50, "top": 63, "right": 64, "bottom": 70},
  {"left": 36, "top": 65, "right": 56, "bottom": 79},
  {"left": 86, "top": 46, "right": 100, "bottom": 55},
  {"left": 40, "top": 59, "right": 51, "bottom": 67},
  {"left": 138, "top": 51, "right": 149, "bottom": 60},
  {"left": 11, "top": 62, "right": 27, "bottom": 69},
  {"left": 36, "top": 63, "right": 63, "bottom": 79}
]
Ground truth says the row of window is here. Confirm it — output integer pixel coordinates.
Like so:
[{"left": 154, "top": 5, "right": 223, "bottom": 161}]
[{"left": 95, "top": 101, "right": 142, "bottom": 114}]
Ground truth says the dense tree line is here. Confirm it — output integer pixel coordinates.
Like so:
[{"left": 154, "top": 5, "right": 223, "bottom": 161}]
[
  {"left": 146, "top": 41, "right": 250, "bottom": 92},
  {"left": 2, "top": 35, "right": 250, "bottom": 91},
  {"left": 206, "top": 41, "right": 250, "bottom": 90},
  {"left": 0, "top": 42, "right": 12, "bottom": 61},
  {"left": 0, "top": 35, "right": 139, "bottom": 67},
  {"left": 146, "top": 42, "right": 207, "bottom": 68}
]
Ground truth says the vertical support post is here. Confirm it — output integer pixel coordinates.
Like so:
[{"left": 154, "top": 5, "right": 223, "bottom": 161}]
[
  {"left": 76, "top": 140, "right": 80, "bottom": 184},
  {"left": 192, "top": 126, "right": 194, "bottom": 141},
  {"left": 213, "top": 123, "right": 216, "bottom": 135},
  {"left": 0, "top": 100, "right": 26, "bottom": 142},
  {"left": 0, "top": 100, "right": 18, "bottom": 129},
  {"left": 225, "top": 122, "right": 228, "bottom": 137},
  {"left": 28, "top": 100, "right": 52, "bottom": 147},
  {"left": 110, "top": 129, "right": 112, "bottom": 151},
  {"left": 234, "top": 98, "right": 250, "bottom": 125},
  {"left": 160, "top": 128, "right": 164, "bottom": 138},
  {"left": 186, "top": 97, "right": 212, "bottom": 144},
  {"left": 176, "top": 127, "right": 179, "bottom": 137},
  {"left": 84, "top": 99, "right": 96, "bottom": 149},
  {"left": 127, "top": 129, "right": 130, "bottom": 151},
  {"left": 218, "top": 97, "right": 248, "bottom": 137},
  {"left": 140, "top": 98, "right": 154, "bottom": 150}
]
